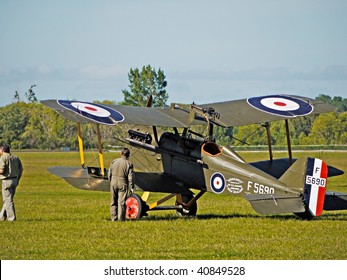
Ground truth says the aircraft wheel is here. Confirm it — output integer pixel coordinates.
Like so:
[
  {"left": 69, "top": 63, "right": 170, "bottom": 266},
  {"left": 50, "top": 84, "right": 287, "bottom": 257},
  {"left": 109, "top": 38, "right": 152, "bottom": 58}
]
[
  {"left": 176, "top": 194, "right": 197, "bottom": 217},
  {"left": 126, "top": 194, "right": 147, "bottom": 219}
]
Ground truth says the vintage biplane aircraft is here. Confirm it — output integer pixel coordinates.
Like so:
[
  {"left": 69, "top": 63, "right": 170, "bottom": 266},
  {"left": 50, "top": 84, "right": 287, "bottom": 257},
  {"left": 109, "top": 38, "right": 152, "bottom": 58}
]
[{"left": 42, "top": 94, "right": 347, "bottom": 220}]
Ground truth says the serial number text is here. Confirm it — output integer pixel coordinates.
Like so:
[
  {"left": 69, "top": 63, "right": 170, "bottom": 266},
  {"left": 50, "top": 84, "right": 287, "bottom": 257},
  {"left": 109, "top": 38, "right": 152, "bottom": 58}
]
[{"left": 306, "top": 176, "right": 326, "bottom": 186}]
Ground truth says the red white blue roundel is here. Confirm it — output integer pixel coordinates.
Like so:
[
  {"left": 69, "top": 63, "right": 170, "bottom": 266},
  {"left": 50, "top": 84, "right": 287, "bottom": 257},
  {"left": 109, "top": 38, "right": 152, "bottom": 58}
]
[
  {"left": 210, "top": 172, "right": 226, "bottom": 194},
  {"left": 57, "top": 100, "right": 124, "bottom": 125},
  {"left": 247, "top": 95, "right": 314, "bottom": 117}
]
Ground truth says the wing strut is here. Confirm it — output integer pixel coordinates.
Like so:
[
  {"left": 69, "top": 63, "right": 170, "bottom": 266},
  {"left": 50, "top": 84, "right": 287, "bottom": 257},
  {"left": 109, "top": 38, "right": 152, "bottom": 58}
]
[
  {"left": 285, "top": 119, "right": 293, "bottom": 165},
  {"left": 263, "top": 122, "right": 273, "bottom": 162},
  {"left": 96, "top": 124, "right": 105, "bottom": 176},
  {"left": 77, "top": 123, "right": 85, "bottom": 168},
  {"left": 153, "top": 126, "right": 159, "bottom": 145}
]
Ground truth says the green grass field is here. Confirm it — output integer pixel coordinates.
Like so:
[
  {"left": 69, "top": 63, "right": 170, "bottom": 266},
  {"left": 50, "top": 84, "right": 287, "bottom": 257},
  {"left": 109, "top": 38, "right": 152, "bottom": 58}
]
[{"left": 0, "top": 150, "right": 346, "bottom": 260}]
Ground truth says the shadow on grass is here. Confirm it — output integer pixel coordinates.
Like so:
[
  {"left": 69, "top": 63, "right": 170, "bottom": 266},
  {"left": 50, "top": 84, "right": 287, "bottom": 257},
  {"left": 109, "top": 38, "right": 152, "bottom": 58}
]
[
  {"left": 136, "top": 212, "right": 347, "bottom": 222},
  {"left": 19, "top": 211, "right": 347, "bottom": 223}
]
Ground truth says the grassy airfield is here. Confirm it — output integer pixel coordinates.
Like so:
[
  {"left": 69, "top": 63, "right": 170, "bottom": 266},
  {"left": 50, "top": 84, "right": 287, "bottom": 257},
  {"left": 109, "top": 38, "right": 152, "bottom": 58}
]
[{"left": 0, "top": 150, "right": 346, "bottom": 260}]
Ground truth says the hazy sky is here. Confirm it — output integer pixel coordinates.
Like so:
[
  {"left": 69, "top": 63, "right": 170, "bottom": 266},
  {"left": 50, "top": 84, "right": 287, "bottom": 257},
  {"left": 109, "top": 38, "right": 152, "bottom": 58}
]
[{"left": 1, "top": 0, "right": 347, "bottom": 107}]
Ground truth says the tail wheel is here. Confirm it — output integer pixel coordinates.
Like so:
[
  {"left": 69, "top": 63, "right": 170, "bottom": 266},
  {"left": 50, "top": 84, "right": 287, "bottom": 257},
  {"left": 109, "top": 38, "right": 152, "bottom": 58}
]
[
  {"left": 126, "top": 194, "right": 148, "bottom": 219},
  {"left": 176, "top": 194, "right": 197, "bottom": 217}
]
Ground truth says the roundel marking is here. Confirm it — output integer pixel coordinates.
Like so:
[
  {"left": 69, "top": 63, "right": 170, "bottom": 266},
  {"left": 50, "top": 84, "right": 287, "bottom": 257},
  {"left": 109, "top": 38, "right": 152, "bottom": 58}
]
[
  {"left": 57, "top": 100, "right": 124, "bottom": 125},
  {"left": 71, "top": 102, "right": 111, "bottom": 118},
  {"left": 247, "top": 95, "right": 314, "bottom": 117},
  {"left": 274, "top": 101, "right": 286, "bottom": 107},
  {"left": 210, "top": 172, "right": 226, "bottom": 194},
  {"left": 260, "top": 97, "right": 300, "bottom": 111},
  {"left": 85, "top": 106, "right": 97, "bottom": 111}
]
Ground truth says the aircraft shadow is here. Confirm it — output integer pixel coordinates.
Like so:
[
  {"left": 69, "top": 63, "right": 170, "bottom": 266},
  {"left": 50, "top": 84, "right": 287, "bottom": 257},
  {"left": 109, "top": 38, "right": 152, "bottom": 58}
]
[
  {"left": 140, "top": 214, "right": 293, "bottom": 221},
  {"left": 21, "top": 212, "right": 347, "bottom": 222},
  {"left": 139, "top": 212, "right": 347, "bottom": 221}
]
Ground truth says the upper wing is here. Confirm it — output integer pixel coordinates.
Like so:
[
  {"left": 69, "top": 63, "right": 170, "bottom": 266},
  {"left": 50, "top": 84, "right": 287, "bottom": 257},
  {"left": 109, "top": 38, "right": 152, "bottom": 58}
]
[
  {"left": 42, "top": 94, "right": 335, "bottom": 128},
  {"left": 198, "top": 94, "right": 336, "bottom": 127},
  {"left": 41, "top": 99, "right": 198, "bottom": 127}
]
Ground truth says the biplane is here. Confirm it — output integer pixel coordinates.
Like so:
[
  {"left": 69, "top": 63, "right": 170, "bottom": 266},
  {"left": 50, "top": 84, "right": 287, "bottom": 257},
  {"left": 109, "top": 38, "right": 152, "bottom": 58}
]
[{"left": 42, "top": 94, "right": 347, "bottom": 220}]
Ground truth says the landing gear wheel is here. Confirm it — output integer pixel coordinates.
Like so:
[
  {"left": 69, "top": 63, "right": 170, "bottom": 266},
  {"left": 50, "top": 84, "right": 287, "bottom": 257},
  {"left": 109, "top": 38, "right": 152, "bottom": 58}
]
[
  {"left": 176, "top": 194, "right": 197, "bottom": 217},
  {"left": 126, "top": 194, "right": 148, "bottom": 219}
]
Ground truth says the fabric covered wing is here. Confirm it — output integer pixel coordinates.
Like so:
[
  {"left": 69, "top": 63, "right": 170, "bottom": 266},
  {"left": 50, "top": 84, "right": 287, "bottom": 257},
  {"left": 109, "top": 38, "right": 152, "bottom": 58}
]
[
  {"left": 198, "top": 95, "right": 336, "bottom": 127},
  {"left": 41, "top": 99, "right": 197, "bottom": 127},
  {"left": 42, "top": 94, "right": 336, "bottom": 128},
  {"left": 48, "top": 167, "right": 194, "bottom": 195},
  {"left": 134, "top": 172, "right": 194, "bottom": 195},
  {"left": 48, "top": 167, "right": 110, "bottom": 191},
  {"left": 107, "top": 104, "right": 196, "bottom": 127}
]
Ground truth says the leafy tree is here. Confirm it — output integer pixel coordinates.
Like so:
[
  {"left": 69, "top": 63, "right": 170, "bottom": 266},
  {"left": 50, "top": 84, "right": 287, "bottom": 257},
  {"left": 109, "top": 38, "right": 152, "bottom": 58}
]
[
  {"left": 307, "top": 113, "right": 339, "bottom": 145},
  {"left": 291, "top": 116, "right": 315, "bottom": 141},
  {"left": 337, "top": 112, "right": 347, "bottom": 143},
  {"left": 25, "top": 85, "right": 38, "bottom": 103},
  {"left": 122, "top": 65, "right": 168, "bottom": 107},
  {"left": 316, "top": 94, "right": 347, "bottom": 113},
  {"left": 269, "top": 121, "right": 292, "bottom": 146},
  {"left": 12, "top": 85, "right": 38, "bottom": 104},
  {"left": 315, "top": 94, "right": 332, "bottom": 104},
  {"left": 0, "top": 102, "right": 30, "bottom": 148},
  {"left": 14, "top": 91, "right": 21, "bottom": 103},
  {"left": 21, "top": 103, "right": 77, "bottom": 149},
  {"left": 332, "top": 96, "right": 347, "bottom": 112},
  {"left": 215, "top": 126, "right": 234, "bottom": 146},
  {"left": 20, "top": 103, "right": 46, "bottom": 148},
  {"left": 232, "top": 124, "right": 267, "bottom": 146}
]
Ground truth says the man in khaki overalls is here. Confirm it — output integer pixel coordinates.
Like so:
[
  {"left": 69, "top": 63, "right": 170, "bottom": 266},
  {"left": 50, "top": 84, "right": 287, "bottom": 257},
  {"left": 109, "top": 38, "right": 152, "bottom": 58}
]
[
  {"left": 0, "top": 144, "right": 23, "bottom": 221},
  {"left": 108, "top": 148, "right": 134, "bottom": 221}
]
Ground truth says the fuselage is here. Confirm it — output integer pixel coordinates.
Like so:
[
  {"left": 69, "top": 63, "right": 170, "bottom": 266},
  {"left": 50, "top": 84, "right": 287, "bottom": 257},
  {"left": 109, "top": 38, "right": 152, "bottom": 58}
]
[{"left": 129, "top": 131, "right": 300, "bottom": 198}]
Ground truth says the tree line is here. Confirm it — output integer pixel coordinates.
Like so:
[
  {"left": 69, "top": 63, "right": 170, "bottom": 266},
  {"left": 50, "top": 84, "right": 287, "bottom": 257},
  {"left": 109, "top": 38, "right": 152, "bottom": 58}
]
[{"left": 1, "top": 65, "right": 346, "bottom": 149}]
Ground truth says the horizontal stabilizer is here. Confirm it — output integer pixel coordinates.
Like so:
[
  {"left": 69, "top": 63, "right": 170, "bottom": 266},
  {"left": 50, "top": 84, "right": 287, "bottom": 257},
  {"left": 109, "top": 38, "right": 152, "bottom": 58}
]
[
  {"left": 324, "top": 191, "right": 347, "bottom": 211},
  {"left": 134, "top": 172, "right": 193, "bottom": 195},
  {"left": 251, "top": 158, "right": 344, "bottom": 179},
  {"left": 245, "top": 194, "right": 305, "bottom": 214}
]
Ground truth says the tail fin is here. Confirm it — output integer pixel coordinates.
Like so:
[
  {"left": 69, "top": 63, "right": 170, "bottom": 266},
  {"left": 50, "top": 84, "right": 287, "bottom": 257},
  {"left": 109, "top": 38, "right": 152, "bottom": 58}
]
[{"left": 280, "top": 157, "right": 328, "bottom": 217}]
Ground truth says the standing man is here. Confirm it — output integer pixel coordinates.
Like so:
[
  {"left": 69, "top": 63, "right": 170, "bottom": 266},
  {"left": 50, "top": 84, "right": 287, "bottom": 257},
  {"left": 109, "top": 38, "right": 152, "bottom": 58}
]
[
  {"left": 0, "top": 144, "right": 23, "bottom": 221},
  {"left": 108, "top": 147, "right": 134, "bottom": 221}
]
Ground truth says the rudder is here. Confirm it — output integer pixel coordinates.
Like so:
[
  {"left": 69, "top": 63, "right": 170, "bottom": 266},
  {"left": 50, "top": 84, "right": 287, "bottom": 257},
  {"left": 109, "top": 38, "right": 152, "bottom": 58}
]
[
  {"left": 280, "top": 157, "right": 328, "bottom": 217},
  {"left": 304, "top": 158, "right": 328, "bottom": 217}
]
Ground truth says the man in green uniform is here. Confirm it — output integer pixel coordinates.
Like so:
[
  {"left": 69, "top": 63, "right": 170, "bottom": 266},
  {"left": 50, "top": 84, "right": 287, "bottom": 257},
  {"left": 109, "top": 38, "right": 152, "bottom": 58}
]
[
  {"left": 108, "top": 148, "right": 134, "bottom": 221},
  {"left": 0, "top": 144, "right": 23, "bottom": 221}
]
